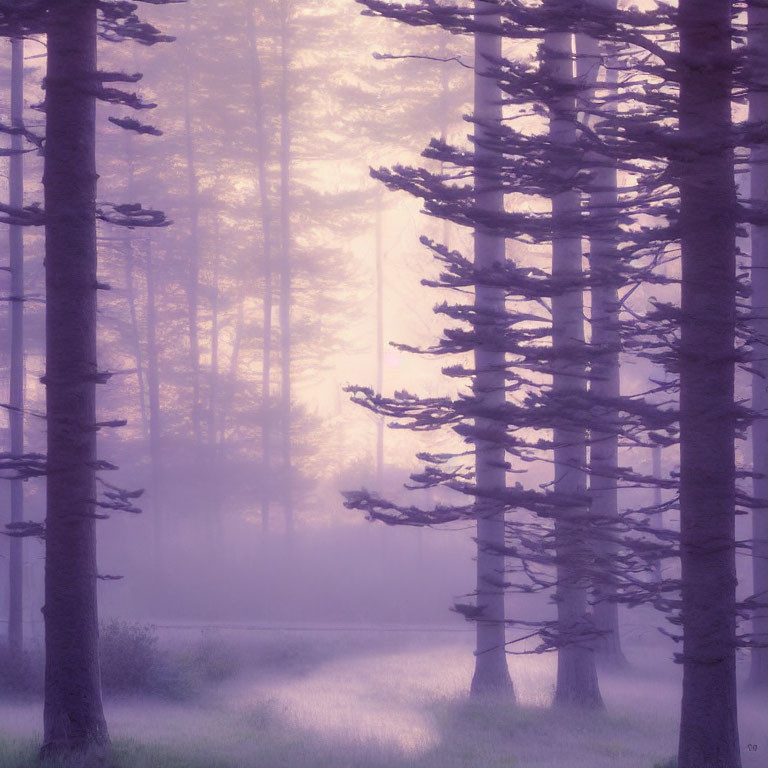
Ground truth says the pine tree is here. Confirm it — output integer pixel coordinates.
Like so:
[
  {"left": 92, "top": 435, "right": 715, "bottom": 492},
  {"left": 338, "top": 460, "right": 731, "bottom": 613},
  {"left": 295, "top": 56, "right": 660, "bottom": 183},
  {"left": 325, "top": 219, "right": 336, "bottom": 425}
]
[
  {"left": 676, "top": 0, "right": 740, "bottom": 764},
  {"left": 545, "top": 20, "right": 602, "bottom": 708},
  {"left": 575, "top": 0, "right": 628, "bottom": 671},
  {"left": 247, "top": 0, "right": 276, "bottom": 535},
  {"left": 469, "top": 0, "right": 515, "bottom": 698},
  {"left": 748, "top": 0, "right": 768, "bottom": 693},
  {"left": 7, "top": 33, "right": 24, "bottom": 659},
  {"left": 41, "top": 2, "right": 110, "bottom": 753},
  {"left": 36, "top": 0, "right": 174, "bottom": 756}
]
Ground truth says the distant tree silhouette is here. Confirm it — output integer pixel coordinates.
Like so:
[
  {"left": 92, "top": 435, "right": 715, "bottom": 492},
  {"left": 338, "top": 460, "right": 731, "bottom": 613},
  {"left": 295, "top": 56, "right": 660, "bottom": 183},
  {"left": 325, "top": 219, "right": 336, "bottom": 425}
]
[{"left": 7, "top": 34, "right": 25, "bottom": 661}]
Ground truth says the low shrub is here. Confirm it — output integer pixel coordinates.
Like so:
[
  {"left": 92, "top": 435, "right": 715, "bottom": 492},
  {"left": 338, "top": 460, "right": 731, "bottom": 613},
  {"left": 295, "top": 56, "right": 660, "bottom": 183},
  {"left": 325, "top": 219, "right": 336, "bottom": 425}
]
[
  {"left": 99, "top": 620, "right": 240, "bottom": 699},
  {"left": 0, "top": 643, "right": 43, "bottom": 696},
  {"left": 100, "top": 620, "right": 160, "bottom": 694},
  {"left": 100, "top": 619, "right": 195, "bottom": 699},
  {"left": 0, "top": 621, "right": 242, "bottom": 701}
]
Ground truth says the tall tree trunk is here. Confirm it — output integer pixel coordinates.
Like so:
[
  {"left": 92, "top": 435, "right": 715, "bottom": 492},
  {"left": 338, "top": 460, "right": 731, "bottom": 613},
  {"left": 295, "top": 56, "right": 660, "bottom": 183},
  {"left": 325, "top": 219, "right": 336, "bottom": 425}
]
[
  {"left": 41, "top": 0, "right": 110, "bottom": 755},
  {"left": 206, "top": 214, "right": 225, "bottom": 551},
  {"left": 183, "top": 2, "right": 201, "bottom": 445},
  {"left": 125, "top": 135, "right": 148, "bottom": 441},
  {"left": 145, "top": 238, "right": 164, "bottom": 571},
  {"left": 469, "top": 0, "right": 514, "bottom": 699},
  {"left": 8, "top": 35, "right": 25, "bottom": 658},
  {"left": 652, "top": 444, "right": 663, "bottom": 583},
  {"left": 226, "top": 284, "right": 245, "bottom": 421},
  {"left": 124, "top": 240, "right": 148, "bottom": 440},
  {"left": 546, "top": 26, "right": 603, "bottom": 709},
  {"left": 374, "top": 200, "right": 388, "bottom": 574},
  {"left": 576, "top": 8, "right": 628, "bottom": 671},
  {"left": 209, "top": 216, "right": 220, "bottom": 448},
  {"left": 748, "top": 0, "right": 768, "bottom": 692},
  {"left": 279, "top": 0, "right": 293, "bottom": 539},
  {"left": 375, "top": 201, "right": 384, "bottom": 488},
  {"left": 207, "top": 217, "right": 222, "bottom": 543},
  {"left": 677, "top": 0, "right": 740, "bottom": 765},
  {"left": 247, "top": 4, "right": 274, "bottom": 535}
]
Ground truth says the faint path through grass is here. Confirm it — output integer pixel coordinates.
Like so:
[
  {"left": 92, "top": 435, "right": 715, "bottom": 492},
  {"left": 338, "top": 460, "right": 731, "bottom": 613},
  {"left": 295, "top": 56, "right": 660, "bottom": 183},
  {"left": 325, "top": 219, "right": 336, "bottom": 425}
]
[{"left": 0, "top": 632, "right": 763, "bottom": 768}]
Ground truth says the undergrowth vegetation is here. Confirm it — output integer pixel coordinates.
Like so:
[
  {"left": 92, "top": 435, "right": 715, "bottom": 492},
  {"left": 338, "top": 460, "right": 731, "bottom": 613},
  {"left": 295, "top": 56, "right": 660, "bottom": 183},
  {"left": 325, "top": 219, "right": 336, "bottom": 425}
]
[
  {"left": 0, "top": 645, "right": 43, "bottom": 697},
  {"left": 0, "top": 621, "right": 242, "bottom": 700},
  {"left": 0, "top": 708, "right": 688, "bottom": 768},
  {"left": 100, "top": 621, "right": 243, "bottom": 699}
]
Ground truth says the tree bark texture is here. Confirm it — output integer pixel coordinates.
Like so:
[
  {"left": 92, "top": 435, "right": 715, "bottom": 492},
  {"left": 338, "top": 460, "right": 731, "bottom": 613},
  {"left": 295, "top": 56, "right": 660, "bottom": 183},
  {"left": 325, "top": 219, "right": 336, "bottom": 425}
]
[
  {"left": 677, "top": 1, "right": 740, "bottom": 765},
  {"left": 42, "top": 0, "right": 110, "bottom": 755},
  {"left": 8, "top": 35, "right": 25, "bottom": 658},
  {"left": 576, "top": 6, "right": 628, "bottom": 671},
  {"left": 748, "top": 0, "right": 768, "bottom": 692},
  {"left": 546, "top": 26, "right": 603, "bottom": 709},
  {"left": 469, "top": 0, "right": 515, "bottom": 699}
]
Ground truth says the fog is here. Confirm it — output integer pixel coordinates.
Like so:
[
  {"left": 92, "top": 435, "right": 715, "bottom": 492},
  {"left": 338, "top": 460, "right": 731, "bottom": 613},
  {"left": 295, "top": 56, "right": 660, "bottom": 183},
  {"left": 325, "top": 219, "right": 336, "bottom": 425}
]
[
  {"left": 0, "top": 0, "right": 764, "bottom": 766},
  {"left": 0, "top": 627, "right": 764, "bottom": 767}
]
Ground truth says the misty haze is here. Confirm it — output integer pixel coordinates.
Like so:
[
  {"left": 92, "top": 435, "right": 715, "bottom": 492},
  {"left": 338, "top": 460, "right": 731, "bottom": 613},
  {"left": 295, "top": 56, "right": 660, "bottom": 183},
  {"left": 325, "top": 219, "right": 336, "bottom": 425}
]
[{"left": 0, "top": 0, "right": 763, "bottom": 767}]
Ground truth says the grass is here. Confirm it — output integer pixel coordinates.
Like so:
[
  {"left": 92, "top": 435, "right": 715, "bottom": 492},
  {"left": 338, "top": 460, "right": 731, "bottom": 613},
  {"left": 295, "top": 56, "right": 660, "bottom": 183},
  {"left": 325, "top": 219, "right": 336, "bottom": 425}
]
[
  {"left": 0, "top": 630, "right": 760, "bottom": 768},
  {"left": 0, "top": 706, "right": 679, "bottom": 768},
  {"left": 0, "top": 740, "right": 237, "bottom": 768}
]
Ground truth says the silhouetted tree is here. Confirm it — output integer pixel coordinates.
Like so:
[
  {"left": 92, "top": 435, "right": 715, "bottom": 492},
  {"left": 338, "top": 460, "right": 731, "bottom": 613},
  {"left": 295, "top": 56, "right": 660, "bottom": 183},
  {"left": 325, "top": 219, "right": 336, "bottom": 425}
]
[
  {"left": 247, "top": 0, "right": 276, "bottom": 535},
  {"left": 7, "top": 34, "right": 24, "bottom": 659},
  {"left": 469, "top": 0, "right": 515, "bottom": 699},
  {"left": 41, "top": 2, "right": 110, "bottom": 754},
  {"left": 748, "top": 0, "right": 768, "bottom": 694},
  {"left": 346, "top": 0, "right": 642, "bottom": 708},
  {"left": 29, "top": 0, "right": 174, "bottom": 757},
  {"left": 545, "top": 19, "right": 602, "bottom": 708},
  {"left": 344, "top": 3, "right": 747, "bottom": 730},
  {"left": 575, "top": 0, "right": 628, "bottom": 671},
  {"left": 278, "top": 0, "right": 294, "bottom": 539},
  {"left": 182, "top": 0, "right": 202, "bottom": 447},
  {"left": 676, "top": 1, "right": 740, "bottom": 764}
]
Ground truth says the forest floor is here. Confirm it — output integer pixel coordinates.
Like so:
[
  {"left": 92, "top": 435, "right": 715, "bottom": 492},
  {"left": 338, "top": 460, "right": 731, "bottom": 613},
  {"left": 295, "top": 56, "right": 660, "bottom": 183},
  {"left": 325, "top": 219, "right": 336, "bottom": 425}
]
[{"left": 0, "top": 626, "right": 764, "bottom": 768}]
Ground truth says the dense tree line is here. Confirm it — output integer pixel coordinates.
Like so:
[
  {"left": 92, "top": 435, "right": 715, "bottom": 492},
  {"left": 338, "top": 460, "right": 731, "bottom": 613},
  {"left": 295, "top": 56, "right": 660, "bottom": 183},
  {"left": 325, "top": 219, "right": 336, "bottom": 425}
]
[{"left": 345, "top": 1, "right": 765, "bottom": 767}]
